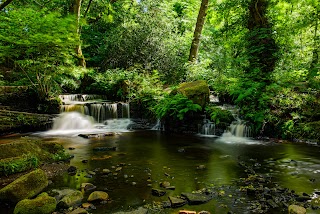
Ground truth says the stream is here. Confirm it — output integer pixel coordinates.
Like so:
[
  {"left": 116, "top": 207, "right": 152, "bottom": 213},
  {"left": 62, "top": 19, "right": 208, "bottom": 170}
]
[{"left": 2, "top": 127, "right": 320, "bottom": 213}]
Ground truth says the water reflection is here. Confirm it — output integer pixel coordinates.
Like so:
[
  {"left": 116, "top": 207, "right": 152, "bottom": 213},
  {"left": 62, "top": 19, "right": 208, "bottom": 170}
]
[{"left": 2, "top": 131, "right": 320, "bottom": 213}]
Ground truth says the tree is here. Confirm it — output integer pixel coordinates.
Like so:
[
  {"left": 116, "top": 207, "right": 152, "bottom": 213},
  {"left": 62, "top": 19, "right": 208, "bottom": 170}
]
[
  {"left": 71, "top": 0, "right": 86, "bottom": 67},
  {"left": 0, "top": 0, "right": 13, "bottom": 11},
  {"left": 188, "top": 0, "right": 209, "bottom": 62}
]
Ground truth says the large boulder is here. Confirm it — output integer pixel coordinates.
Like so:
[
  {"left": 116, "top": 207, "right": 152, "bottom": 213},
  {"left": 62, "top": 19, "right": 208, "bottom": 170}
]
[
  {"left": 176, "top": 80, "right": 210, "bottom": 108},
  {"left": 0, "top": 169, "right": 48, "bottom": 203},
  {"left": 13, "top": 192, "right": 56, "bottom": 214}
]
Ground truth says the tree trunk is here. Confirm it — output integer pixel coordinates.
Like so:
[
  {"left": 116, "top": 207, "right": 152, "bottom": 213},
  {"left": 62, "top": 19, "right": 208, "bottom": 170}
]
[
  {"left": 0, "top": 0, "right": 13, "bottom": 10},
  {"left": 71, "top": 0, "right": 86, "bottom": 67},
  {"left": 188, "top": 0, "right": 209, "bottom": 62}
]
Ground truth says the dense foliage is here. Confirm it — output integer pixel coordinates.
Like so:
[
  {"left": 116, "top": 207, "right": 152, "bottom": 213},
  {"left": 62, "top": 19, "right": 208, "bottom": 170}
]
[{"left": 0, "top": 0, "right": 319, "bottom": 141}]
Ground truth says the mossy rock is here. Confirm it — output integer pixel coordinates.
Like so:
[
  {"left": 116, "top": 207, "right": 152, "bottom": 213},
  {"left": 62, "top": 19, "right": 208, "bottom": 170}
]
[
  {"left": 87, "top": 191, "right": 109, "bottom": 202},
  {"left": 0, "top": 169, "right": 48, "bottom": 203},
  {"left": 176, "top": 80, "right": 210, "bottom": 108},
  {"left": 13, "top": 192, "right": 56, "bottom": 214},
  {"left": 57, "top": 190, "right": 83, "bottom": 208},
  {"left": 0, "top": 138, "right": 70, "bottom": 162}
]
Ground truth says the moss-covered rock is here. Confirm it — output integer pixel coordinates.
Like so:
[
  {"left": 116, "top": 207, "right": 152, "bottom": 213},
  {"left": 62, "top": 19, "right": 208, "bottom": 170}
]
[
  {"left": 177, "top": 80, "right": 210, "bottom": 108},
  {"left": 0, "top": 138, "right": 70, "bottom": 175},
  {"left": 288, "top": 204, "right": 306, "bottom": 214},
  {"left": 13, "top": 192, "right": 56, "bottom": 214},
  {"left": 0, "top": 169, "right": 48, "bottom": 203},
  {"left": 57, "top": 190, "right": 83, "bottom": 208},
  {"left": 87, "top": 191, "right": 109, "bottom": 202}
]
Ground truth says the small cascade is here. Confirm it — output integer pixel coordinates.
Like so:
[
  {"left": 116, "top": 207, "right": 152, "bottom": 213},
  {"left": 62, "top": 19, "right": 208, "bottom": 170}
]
[
  {"left": 228, "top": 121, "right": 252, "bottom": 138},
  {"left": 52, "top": 112, "right": 95, "bottom": 130},
  {"left": 199, "top": 119, "right": 216, "bottom": 136},
  {"left": 152, "top": 119, "right": 164, "bottom": 130}
]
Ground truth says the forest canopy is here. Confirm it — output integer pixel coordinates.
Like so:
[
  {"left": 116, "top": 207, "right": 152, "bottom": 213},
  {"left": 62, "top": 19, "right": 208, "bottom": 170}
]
[{"left": 0, "top": 0, "right": 319, "bottom": 140}]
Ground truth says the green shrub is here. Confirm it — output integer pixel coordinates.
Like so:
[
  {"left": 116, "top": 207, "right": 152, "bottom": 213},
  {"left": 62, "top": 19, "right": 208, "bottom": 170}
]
[
  {"left": 153, "top": 94, "right": 202, "bottom": 120},
  {"left": 206, "top": 106, "right": 235, "bottom": 125}
]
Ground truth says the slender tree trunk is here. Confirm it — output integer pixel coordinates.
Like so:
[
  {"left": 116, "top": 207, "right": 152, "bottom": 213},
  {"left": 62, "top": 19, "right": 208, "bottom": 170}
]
[
  {"left": 188, "top": 0, "right": 209, "bottom": 62},
  {"left": 0, "top": 0, "right": 13, "bottom": 10},
  {"left": 310, "top": 7, "right": 319, "bottom": 78},
  {"left": 72, "top": 0, "right": 86, "bottom": 67}
]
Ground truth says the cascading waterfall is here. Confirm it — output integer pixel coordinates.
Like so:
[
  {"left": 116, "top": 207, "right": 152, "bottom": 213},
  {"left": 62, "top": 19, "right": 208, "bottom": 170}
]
[
  {"left": 59, "top": 94, "right": 130, "bottom": 123},
  {"left": 198, "top": 119, "right": 216, "bottom": 136},
  {"left": 228, "top": 121, "right": 251, "bottom": 138}
]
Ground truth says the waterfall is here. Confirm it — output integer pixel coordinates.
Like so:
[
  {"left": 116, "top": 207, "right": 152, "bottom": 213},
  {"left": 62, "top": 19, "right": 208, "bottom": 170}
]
[
  {"left": 52, "top": 112, "right": 95, "bottom": 130},
  {"left": 229, "top": 121, "right": 251, "bottom": 138},
  {"left": 199, "top": 119, "right": 216, "bottom": 136},
  {"left": 59, "top": 94, "right": 130, "bottom": 123}
]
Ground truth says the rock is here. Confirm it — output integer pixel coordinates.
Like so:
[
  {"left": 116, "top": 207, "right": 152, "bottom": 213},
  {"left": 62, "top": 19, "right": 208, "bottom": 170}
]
[
  {"left": 115, "top": 167, "right": 122, "bottom": 172},
  {"left": 81, "top": 160, "right": 88, "bottom": 163},
  {"left": 68, "top": 166, "right": 77, "bottom": 175},
  {"left": 132, "top": 182, "right": 137, "bottom": 186},
  {"left": 198, "top": 211, "right": 211, "bottom": 214},
  {"left": 160, "top": 181, "right": 171, "bottom": 188},
  {"left": 102, "top": 169, "right": 111, "bottom": 174},
  {"left": 87, "top": 191, "right": 109, "bottom": 202},
  {"left": 197, "top": 165, "right": 206, "bottom": 170},
  {"left": 13, "top": 192, "right": 56, "bottom": 214},
  {"left": 151, "top": 188, "right": 166, "bottom": 197},
  {"left": 166, "top": 186, "right": 176, "bottom": 190},
  {"left": 162, "top": 200, "right": 171, "bottom": 208},
  {"left": 88, "top": 171, "right": 96, "bottom": 175},
  {"left": 78, "top": 132, "right": 115, "bottom": 139},
  {"left": 68, "top": 208, "right": 88, "bottom": 214},
  {"left": 181, "top": 192, "right": 211, "bottom": 205},
  {"left": 112, "top": 207, "right": 148, "bottom": 214},
  {"left": 57, "top": 190, "right": 83, "bottom": 208},
  {"left": 168, "top": 196, "right": 187, "bottom": 208},
  {"left": 0, "top": 169, "right": 48, "bottom": 203},
  {"left": 288, "top": 205, "right": 306, "bottom": 214},
  {"left": 179, "top": 210, "right": 196, "bottom": 214},
  {"left": 176, "top": 80, "right": 210, "bottom": 108},
  {"left": 93, "top": 147, "right": 117, "bottom": 151},
  {"left": 81, "top": 183, "right": 96, "bottom": 192}
]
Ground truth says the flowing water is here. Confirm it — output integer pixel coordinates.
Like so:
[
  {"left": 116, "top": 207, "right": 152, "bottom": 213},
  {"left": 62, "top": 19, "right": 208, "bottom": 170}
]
[{"left": 2, "top": 113, "right": 320, "bottom": 213}]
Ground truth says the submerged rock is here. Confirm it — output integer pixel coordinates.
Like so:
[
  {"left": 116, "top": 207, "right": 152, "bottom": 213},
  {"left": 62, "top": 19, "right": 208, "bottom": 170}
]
[
  {"left": 0, "top": 169, "right": 48, "bottom": 203},
  {"left": 78, "top": 132, "right": 115, "bottom": 139},
  {"left": 181, "top": 192, "right": 211, "bottom": 205},
  {"left": 68, "top": 208, "right": 88, "bottom": 214},
  {"left": 168, "top": 196, "right": 187, "bottom": 208},
  {"left": 112, "top": 207, "right": 148, "bottom": 214},
  {"left": 13, "top": 192, "right": 56, "bottom": 214},
  {"left": 93, "top": 147, "right": 117, "bottom": 152},
  {"left": 152, "top": 188, "right": 166, "bottom": 197}
]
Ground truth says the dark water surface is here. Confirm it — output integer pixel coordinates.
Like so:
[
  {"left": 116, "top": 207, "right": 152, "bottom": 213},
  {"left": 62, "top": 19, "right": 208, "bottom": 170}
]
[{"left": 2, "top": 131, "right": 320, "bottom": 213}]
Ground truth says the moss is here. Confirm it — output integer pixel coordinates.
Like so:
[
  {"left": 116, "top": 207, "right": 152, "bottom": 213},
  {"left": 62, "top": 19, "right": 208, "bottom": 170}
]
[
  {"left": 177, "top": 80, "right": 209, "bottom": 108},
  {"left": 0, "top": 169, "right": 48, "bottom": 203},
  {"left": 57, "top": 190, "right": 83, "bottom": 208},
  {"left": 0, "top": 138, "right": 70, "bottom": 162},
  {"left": 0, "top": 154, "right": 38, "bottom": 176},
  {"left": 13, "top": 192, "right": 56, "bottom": 214}
]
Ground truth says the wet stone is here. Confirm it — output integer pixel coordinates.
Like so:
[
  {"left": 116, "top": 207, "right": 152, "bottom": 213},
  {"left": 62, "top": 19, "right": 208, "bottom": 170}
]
[
  {"left": 151, "top": 188, "right": 166, "bottom": 197},
  {"left": 68, "top": 166, "right": 77, "bottom": 175},
  {"left": 82, "top": 160, "right": 88, "bottom": 163},
  {"left": 88, "top": 171, "right": 96, "bottom": 175},
  {"left": 168, "top": 196, "right": 187, "bottom": 208},
  {"left": 160, "top": 181, "right": 170, "bottom": 188},
  {"left": 102, "top": 169, "right": 111, "bottom": 174},
  {"left": 181, "top": 192, "right": 211, "bottom": 205},
  {"left": 162, "top": 200, "right": 171, "bottom": 208}
]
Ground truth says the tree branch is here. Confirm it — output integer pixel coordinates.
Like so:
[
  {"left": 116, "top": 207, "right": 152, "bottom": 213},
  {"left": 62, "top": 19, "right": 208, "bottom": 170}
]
[{"left": 0, "top": 0, "right": 14, "bottom": 11}]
